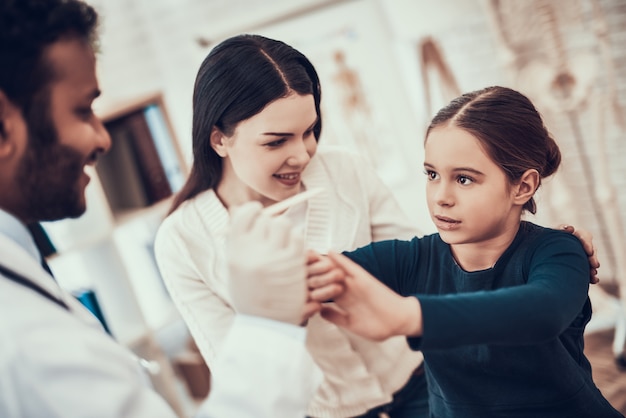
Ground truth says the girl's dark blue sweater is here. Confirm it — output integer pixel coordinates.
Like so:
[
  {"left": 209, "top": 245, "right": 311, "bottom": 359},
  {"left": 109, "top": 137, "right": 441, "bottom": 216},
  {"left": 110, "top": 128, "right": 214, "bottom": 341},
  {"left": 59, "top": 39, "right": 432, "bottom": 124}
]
[{"left": 345, "top": 222, "right": 623, "bottom": 417}]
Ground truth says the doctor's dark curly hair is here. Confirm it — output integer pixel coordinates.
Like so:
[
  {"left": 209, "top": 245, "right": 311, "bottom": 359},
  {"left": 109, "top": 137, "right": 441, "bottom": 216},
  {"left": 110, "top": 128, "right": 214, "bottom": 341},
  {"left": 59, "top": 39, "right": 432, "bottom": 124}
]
[{"left": 0, "top": 0, "right": 99, "bottom": 116}]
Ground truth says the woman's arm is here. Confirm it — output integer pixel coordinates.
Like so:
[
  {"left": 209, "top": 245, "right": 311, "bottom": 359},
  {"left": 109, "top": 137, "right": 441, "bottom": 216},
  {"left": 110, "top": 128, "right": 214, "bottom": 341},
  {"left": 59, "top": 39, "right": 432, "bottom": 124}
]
[{"left": 154, "top": 218, "right": 234, "bottom": 366}]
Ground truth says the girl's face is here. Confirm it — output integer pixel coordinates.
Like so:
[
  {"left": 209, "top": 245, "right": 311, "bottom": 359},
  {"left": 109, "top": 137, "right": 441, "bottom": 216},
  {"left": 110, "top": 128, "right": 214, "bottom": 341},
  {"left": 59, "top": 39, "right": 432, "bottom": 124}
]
[
  {"left": 424, "top": 125, "right": 522, "bottom": 248},
  {"left": 215, "top": 93, "right": 318, "bottom": 208}
]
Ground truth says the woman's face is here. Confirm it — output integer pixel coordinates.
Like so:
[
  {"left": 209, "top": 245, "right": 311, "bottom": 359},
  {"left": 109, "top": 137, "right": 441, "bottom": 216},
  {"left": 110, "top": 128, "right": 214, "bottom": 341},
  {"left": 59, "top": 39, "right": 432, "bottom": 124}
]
[{"left": 215, "top": 93, "right": 318, "bottom": 208}]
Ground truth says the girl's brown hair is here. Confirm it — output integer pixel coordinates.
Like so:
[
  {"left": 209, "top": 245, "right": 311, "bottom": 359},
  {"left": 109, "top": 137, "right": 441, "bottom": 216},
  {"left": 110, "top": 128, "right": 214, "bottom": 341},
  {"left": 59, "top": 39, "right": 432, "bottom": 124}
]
[{"left": 426, "top": 86, "right": 561, "bottom": 214}]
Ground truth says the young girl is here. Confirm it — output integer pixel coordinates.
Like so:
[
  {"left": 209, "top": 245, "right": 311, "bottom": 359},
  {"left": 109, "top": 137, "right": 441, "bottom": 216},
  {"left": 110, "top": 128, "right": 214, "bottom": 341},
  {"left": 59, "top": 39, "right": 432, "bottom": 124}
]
[
  {"left": 309, "top": 86, "right": 622, "bottom": 417},
  {"left": 154, "top": 34, "right": 429, "bottom": 417}
]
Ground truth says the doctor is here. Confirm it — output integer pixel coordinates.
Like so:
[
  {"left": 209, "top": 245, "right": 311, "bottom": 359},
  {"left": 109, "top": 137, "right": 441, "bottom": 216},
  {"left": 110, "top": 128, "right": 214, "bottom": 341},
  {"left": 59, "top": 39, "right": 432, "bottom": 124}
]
[{"left": 0, "top": 0, "right": 331, "bottom": 416}]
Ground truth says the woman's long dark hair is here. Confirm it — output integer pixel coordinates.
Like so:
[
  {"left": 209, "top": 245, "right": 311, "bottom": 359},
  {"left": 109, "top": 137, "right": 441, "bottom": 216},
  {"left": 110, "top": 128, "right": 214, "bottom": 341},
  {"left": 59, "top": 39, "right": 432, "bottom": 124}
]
[{"left": 170, "top": 34, "right": 322, "bottom": 214}]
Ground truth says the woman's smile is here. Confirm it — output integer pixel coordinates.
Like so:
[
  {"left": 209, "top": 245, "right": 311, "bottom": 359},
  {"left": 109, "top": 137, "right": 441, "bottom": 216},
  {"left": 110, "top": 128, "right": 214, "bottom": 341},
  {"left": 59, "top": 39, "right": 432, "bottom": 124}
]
[{"left": 273, "top": 172, "right": 301, "bottom": 186}]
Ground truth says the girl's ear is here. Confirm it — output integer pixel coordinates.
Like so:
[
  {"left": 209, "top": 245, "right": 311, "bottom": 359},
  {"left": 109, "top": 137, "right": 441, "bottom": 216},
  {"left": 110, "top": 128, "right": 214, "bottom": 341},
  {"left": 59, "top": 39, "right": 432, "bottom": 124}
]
[
  {"left": 514, "top": 169, "right": 540, "bottom": 206},
  {"left": 210, "top": 126, "right": 228, "bottom": 157}
]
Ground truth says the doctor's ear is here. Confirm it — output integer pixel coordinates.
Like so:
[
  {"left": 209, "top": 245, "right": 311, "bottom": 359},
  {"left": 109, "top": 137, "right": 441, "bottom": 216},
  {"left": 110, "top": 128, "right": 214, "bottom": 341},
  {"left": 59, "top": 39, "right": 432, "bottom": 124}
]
[
  {"left": 0, "top": 90, "right": 9, "bottom": 139},
  {"left": 210, "top": 127, "right": 229, "bottom": 157},
  {"left": 0, "top": 90, "right": 19, "bottom": 158}
]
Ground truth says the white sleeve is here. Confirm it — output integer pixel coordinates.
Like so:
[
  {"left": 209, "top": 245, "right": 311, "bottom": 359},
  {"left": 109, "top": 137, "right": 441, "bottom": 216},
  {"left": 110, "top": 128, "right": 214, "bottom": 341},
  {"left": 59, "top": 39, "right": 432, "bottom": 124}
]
[
  {"left": 196, "top": 315, "right": 322, "bottom": 418},
  {"left": 0, "top": 315, "right": 177, "bottom": 418}
]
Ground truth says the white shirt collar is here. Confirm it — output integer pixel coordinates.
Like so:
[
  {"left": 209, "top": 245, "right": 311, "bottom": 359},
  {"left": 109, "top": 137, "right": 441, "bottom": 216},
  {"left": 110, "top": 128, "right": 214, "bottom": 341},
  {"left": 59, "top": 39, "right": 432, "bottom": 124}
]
[{"left": 0, "top": 208, "right": 40, "bottom": 262}]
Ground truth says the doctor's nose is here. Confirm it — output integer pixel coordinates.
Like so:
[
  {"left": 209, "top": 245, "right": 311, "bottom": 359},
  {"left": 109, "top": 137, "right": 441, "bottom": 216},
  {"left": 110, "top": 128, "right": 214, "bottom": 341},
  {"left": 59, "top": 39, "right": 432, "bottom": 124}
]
[{"left": 94, "top": 119, "right": 112, "bottom": 153}]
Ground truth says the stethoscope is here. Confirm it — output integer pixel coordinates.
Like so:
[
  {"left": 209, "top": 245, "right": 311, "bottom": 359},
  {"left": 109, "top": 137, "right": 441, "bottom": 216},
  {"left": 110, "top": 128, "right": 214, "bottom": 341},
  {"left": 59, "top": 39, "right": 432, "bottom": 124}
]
[
  {"left": 0, "top": 263, "right": 162, "bottom": 375},
  {"left": 0, "top": 263, "right": 69, "bottom": 310}
]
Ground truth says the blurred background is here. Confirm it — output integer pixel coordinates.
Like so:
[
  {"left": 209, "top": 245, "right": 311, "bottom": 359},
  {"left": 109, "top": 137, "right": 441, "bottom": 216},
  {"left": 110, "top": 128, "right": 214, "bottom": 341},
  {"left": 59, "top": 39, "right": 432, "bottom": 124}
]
[{"left": 40, "top": 0, "right": 626, "bottom": 415}]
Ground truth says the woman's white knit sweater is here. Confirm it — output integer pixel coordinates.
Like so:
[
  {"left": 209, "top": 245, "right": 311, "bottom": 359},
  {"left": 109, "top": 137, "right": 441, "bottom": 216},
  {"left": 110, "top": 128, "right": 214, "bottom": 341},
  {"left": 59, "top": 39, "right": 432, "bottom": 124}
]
[{"left": 154, "top": 147, "right": 424, "bottom": 417}]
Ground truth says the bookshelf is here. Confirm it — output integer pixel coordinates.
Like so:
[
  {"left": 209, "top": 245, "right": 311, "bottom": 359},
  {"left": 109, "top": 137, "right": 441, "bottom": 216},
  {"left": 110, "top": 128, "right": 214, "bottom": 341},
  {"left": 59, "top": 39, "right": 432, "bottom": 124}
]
[
  {"left": 97, "top": 95, "right": 187, "bottom": 220},
  {"left": 42, "top": 93, "right": 193, "bottom": 417}
]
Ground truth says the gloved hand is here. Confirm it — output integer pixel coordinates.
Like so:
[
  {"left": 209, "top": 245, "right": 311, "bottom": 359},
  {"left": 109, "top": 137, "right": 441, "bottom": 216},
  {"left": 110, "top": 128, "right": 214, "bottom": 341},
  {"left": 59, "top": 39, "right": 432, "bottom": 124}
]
[{"left": 226, "top": 202, "right": 307, "bottom": 325}]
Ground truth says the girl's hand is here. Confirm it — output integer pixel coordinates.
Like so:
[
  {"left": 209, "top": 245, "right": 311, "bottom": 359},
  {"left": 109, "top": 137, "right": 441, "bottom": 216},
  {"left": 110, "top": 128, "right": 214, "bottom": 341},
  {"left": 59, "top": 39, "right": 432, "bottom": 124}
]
[{"left": 318, "top": 252, "right": 422, "bottom": 341}]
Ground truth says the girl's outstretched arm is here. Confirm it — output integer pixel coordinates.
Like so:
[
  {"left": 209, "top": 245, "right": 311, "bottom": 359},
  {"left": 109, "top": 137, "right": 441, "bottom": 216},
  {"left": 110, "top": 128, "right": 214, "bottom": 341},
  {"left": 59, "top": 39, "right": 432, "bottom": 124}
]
[{"left": 318, "top": 252, "right": 422, "bottom": 341}]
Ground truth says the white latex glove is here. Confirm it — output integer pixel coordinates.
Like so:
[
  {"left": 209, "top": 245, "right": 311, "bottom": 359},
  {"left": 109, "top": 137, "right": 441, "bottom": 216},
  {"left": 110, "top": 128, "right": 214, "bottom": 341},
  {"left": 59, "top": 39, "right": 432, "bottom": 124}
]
[{"left": 226, "top": 202, "right": 307, "bottom": 325}]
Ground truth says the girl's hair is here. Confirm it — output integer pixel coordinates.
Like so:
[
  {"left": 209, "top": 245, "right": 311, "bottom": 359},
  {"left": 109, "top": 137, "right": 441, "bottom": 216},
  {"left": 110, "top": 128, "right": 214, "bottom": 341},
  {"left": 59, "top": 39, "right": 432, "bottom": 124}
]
[
  {"left": 426, "top": 86, "right": 561, "bottom": 214},
  {"left": 169, "top": 34, "right": 322, "bottom": 213}
]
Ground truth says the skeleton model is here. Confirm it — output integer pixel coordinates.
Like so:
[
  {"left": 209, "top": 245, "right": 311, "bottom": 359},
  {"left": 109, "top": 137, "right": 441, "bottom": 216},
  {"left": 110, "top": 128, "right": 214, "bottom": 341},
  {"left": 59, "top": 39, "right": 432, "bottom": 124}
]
[
  {"left": 483, "top": 0, "right": 626, "bottom": 366},
  {"left": 330, "top": 49, "right": 380, "bottom": 170},
  {"left": 418, "top": 37, "right": 461, "bottom": 120}
]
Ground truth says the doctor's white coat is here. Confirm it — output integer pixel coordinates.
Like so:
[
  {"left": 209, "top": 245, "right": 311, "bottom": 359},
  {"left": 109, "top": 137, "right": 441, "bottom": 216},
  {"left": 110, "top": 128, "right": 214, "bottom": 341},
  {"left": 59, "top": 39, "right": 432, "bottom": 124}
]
[{"left": 0, "top": 230, "right": 320, "bottom": 417}]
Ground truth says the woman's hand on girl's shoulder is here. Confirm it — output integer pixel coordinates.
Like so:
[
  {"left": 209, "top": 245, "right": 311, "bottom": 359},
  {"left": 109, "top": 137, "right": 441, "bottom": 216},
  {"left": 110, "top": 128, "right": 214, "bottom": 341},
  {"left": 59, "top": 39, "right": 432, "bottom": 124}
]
[{"left": 558, "top": 224, "right": 600, "bottom": 284}]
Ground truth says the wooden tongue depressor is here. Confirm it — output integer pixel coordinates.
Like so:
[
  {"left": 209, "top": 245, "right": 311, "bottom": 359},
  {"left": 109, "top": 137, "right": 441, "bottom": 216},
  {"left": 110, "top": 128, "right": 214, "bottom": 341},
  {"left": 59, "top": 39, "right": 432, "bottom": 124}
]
[{"left": 262, "top": 187, "right": 324, "bottom": 216}]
